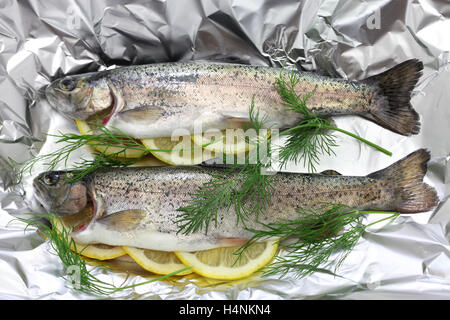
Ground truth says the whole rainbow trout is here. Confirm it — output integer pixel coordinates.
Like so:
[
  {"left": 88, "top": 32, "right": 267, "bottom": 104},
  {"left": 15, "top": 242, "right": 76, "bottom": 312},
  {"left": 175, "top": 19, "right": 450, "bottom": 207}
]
[
  {"left": 45, "top": 60, "right": 423, "bottom": 137},
  {"left": 33, "top": 149, "right": 438, "bottom": 252}
]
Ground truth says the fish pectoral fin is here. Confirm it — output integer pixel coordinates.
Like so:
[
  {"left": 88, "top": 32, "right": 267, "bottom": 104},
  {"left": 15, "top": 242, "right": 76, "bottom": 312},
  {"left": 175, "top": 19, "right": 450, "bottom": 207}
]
[
  {"left": 97, "top": 209, "right": 147, "bottom": 231},
  {"left": 118, "top": 107, "right": 163, "bottom": 123},
  {"left": 320, "top": 170, "right": 342, "bottom": 176}
]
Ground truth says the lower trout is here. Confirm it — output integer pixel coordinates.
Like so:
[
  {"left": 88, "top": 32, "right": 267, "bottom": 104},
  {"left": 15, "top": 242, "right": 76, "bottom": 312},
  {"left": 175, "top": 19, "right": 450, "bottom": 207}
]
[
  {"left": 45, "top": 60, "right": 423, "bottom": 137},
  {"left": 33, "top": 149, "right": 438, "bottom": 252}
]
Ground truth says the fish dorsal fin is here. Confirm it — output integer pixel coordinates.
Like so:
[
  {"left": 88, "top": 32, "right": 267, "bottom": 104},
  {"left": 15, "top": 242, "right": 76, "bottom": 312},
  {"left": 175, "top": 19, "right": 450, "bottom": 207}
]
[
  {"left": 119, "top": 107, "right": 163, "bottom": 122},
  {"left": 320, "top": 170, "right": 342, "bottom": 176},
  {"left": 97, "top": 209, "right": 147, "bottom": 230}
]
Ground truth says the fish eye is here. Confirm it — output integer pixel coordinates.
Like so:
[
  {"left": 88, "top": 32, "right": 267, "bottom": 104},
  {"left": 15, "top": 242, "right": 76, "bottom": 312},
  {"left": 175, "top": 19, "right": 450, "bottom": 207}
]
[
  {"left": 59, "top": 78, "right": 76, "bottom": 91},
  {"left": 43, "top": 173, "right": 60, "bottom": 186}
]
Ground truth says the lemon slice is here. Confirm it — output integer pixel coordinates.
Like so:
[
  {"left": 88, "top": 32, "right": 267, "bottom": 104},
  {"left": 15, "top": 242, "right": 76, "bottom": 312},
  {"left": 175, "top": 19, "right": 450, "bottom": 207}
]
[
  {"left": 174, "top": 240, "right": 278, "bottom": 280},
  {"left": 74, "top": 243, "right": 126, "bottom": 260},
  {"left": 192, "top": 129, "right": 272, "bottom": 155},
  {"left": 123, "top": 246, "right": 192, "bottom": 275},
  {"left": 75, "top": 120, "right": 148, "bottom": 159},
  {"left": 191, "top": 129, "right": 246, "bottom": 155},
  {"left": 141, "top": 136, "right": 214, "bottom": 165}
]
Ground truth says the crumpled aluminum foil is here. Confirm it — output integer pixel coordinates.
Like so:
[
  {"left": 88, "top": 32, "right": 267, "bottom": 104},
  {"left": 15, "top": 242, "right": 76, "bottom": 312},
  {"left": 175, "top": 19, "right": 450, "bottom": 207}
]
[{"left": 1, "top": 0, "right": 449, "bottom": 299}]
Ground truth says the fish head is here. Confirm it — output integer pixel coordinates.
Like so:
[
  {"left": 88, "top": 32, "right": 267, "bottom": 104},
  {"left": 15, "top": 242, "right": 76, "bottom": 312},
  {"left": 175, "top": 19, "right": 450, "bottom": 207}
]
[
  {"left": 33, "top": 171, "right": 90, "bottom": 216},
  {"left": 45, "top": 73, "right": 112, "bottom": 120}
]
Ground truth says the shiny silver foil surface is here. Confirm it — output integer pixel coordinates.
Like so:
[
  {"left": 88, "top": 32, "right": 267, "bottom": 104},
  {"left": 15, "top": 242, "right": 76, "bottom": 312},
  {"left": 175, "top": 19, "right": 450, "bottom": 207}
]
[{"left": 0, "top": 0, "right": 449, "bottom": 299}]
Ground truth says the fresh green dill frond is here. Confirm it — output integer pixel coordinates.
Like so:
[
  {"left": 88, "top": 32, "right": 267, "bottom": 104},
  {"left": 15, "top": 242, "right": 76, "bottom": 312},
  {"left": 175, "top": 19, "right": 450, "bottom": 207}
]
[
  {"left": 16, "top": 213, "right": 191, "bottom": 296},
  {"left": 176, "top": 100, "right": 274, "bottom": 235},
  {"left": 274, "top": 69, "right": 337, "bottom": 172},
  {"left": 11, "top": 124, "right": 145, "bottom": 184},
  {"left": 274, "top": 69, "right": 316, "bottom": 118},
  {"left": 64, "top": 153, "right": 143, "bottom": 183},
  {"left": 176, "top": 158, "right": 275, "bottom": 235},
  {"left": 236, "top": 203, "right": 399, "bottom": 278},
  {"left": 274, "top": 68, "right": 392, "bottom": 172},
  {"left": 11, "top": 122, "right": 217, "bottom": 185},
  {"left": 233, "top": 163, "right": 274, "bottom": 222},
  {"left": 278, "top": 117, "right": 338, "bottom": 172},
  {"left": 247, "top": 96, "right": 269, "bottom": 133},
  {"left": 176, "top": 170, "right": 238, "bottom": 235}
]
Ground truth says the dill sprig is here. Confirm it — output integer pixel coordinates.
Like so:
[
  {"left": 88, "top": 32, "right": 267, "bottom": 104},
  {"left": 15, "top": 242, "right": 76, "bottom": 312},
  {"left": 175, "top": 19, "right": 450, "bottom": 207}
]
[
  {"left": 176, "top": 169, "right": 237, "bottom": 234},
  {"left": 12, "top": 122, "right": 216, "bottom": 184},
  {"left": 12, "top": 124, "right": 142, "bottom": 184},
  {"left": 236, "top": 203, "right": 399, "bottom": 278},
  {"left": 176, "top": 99, "right": 274, "bottom": 235},
  {"left": 175, "top": 74, "right": 393, "bottom": 236},
  {"left": 279, "top": 116, "right": 338, "bottom": 173},
  {"left": 64, "top": 153, "right": 142, "bottom": 183},
  {"left": 176, "top": 165, "right": 275, "bottom": 235},
  {"left": 14, "top": 67, "right": 397, "bottom": 286},
  {"left": 17, "top": 213, "right": 191, "bottom": 296},
  {"left": 275, "top": 69, "right": 392, "bottom": 172}
]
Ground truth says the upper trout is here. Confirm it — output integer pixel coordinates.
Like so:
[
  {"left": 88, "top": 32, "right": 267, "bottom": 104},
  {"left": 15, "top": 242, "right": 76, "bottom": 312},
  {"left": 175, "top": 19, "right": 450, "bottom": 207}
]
[
  {"left": 45, "top": 60, "right": 423, "bottom": 137},
  {"left": 33, "top": 149, "right": 438, "bottom": 252}
]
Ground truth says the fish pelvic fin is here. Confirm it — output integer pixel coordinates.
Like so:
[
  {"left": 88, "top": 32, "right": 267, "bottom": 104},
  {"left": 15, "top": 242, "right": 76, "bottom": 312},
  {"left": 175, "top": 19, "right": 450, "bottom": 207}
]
[
  {"left": 96, "top": 209, "right": 147, "bottom": 231},
  {"left": 118, "top": 107, "right": 164, "bottom": 123},
  {"left": 365, "top": 59, "right": 423, "bottom": 136},
  {"left": 368, "top": 149, "right": 439, "bottom": 213}
]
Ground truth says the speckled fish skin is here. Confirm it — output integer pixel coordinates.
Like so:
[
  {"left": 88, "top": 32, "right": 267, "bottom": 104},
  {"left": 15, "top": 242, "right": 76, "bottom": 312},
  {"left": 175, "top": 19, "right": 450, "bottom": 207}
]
[
  {"left": 75, "top": 165, "right": 385, "bottom": 252},
  {"left": 103, "top": 62, "right": 368, "bottom": 137},
  {"left": 33, "top": 149, "right": 438, "bottom": 252},
  {"left": 45, "top": 60, "right": 424, "bottom": 137}
]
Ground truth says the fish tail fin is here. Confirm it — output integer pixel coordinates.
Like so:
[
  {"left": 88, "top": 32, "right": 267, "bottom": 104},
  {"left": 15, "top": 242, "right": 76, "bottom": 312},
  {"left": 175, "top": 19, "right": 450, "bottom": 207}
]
[
  {"left": 368, "top": 149, "right": 438, "bottom": 213},
  {"left": 365, "top": 59, "right": 423, "bottom": 136}
]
